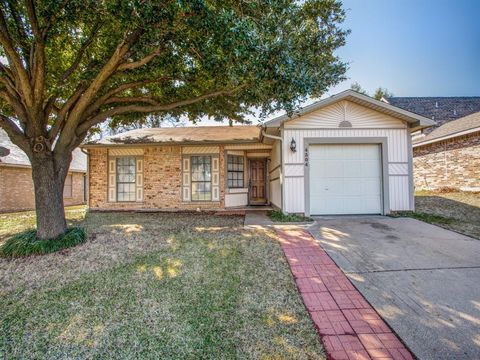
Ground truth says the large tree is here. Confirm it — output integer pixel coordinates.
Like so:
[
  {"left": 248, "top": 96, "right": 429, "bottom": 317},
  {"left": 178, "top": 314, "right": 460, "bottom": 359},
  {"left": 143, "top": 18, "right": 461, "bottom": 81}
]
[{"left": 0, "top": 0, "right": 348, "bottom": 239}]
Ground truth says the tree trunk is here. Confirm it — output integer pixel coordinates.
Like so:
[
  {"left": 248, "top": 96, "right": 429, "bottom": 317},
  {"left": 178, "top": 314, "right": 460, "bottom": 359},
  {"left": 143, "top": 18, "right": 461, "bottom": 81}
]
[{"left": 30, "top": 152, "right": 69, "bottom": 240}]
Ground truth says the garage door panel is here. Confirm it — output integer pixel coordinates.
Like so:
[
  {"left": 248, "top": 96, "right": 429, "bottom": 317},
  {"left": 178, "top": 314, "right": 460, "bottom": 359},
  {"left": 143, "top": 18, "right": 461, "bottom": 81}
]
[{"left": 309, "top": 144, "right": 382, "bottom": 215}]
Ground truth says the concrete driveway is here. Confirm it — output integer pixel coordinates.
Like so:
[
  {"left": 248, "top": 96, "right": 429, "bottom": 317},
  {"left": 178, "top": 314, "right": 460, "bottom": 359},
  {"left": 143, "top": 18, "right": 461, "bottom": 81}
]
[{"left": 309, "top": 216, "right": 480, "bottom": 360}]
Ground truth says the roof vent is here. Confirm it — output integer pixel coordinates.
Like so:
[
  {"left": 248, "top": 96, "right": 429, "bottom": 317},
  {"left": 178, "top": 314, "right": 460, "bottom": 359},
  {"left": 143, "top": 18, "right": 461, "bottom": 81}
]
[
  {"left": 339, "top": 120, "right": 352, "bottom": 128},
  {"left": 0, "top": 146, "right": 10, "bottom": 157}
]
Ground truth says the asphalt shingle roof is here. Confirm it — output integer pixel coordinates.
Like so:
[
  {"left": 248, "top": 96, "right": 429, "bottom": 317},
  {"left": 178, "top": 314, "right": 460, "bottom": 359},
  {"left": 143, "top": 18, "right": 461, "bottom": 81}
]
[
  {"left": 0, "top": 129, "right": 87, "bottom": 172},
  {"left": 387, "top": 97, "right": 480, "bottom": 132},
  {"left": 86, "top": 125, "right": 261, "bottom": 145},
  {"left": 414, "top": 111, "right": 480, "bottom": 145}
]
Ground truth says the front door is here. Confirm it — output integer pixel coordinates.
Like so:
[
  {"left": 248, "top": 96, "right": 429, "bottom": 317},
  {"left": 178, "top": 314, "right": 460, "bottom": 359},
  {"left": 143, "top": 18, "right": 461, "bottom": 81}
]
[{"left": 249, "top": 159, "right": 267, "bottom": 205}]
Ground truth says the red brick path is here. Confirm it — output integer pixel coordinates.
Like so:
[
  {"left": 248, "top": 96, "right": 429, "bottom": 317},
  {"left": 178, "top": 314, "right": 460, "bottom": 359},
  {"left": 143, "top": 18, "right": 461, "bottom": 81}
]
[{"left": 276, "top": 228, "right": 414, "bottom": 360}]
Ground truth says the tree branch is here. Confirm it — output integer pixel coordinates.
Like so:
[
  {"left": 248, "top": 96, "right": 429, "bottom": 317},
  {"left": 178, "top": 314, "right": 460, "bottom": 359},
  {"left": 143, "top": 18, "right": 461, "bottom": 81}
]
[
  {"left": 58, "top": 22, "right": 101, "bottom": 84},
  {"left": 0, "top": 113, "right": 30, "bottom": 153},
  {"left": 25, "top": 0, "right": 41, "bottom": 38},
  {"left": 117, "top": 47, "right": 162, "bottom": 71},
  {"left": 0, "top": 6, "right": 33, "bottom": 106},
  {"left": 104, "top": 96, "right": 160, "bottom": 105},
  {"left": 76, "top": 84, "right": 246, "bottom": 134}
]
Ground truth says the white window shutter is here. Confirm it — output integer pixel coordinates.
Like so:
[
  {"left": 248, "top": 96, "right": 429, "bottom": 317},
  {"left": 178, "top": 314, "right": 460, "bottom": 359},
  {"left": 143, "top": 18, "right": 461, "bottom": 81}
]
[
  {"left": 108, "top": 159, "right": 116, "bottom": 202},
  {"left": 182, "top": 157, "right": 190, "bottom": 201},
  {"left": 136, "top": 158, "right": 143, "bottom": 202},
  {"left": 212, "top": 156, "right": 219, "bottom": 201}
]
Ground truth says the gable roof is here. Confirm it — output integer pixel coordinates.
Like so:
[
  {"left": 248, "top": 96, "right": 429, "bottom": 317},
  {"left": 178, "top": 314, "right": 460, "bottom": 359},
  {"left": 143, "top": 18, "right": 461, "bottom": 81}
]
[
  {"left": 84, "top": 125, "right": 261, "bottom": 146},
  {"left": 0, "top": 129, "right": 87, "bottom": 172},
  {"left": 263, "top": 90, "right": 435, "bottom": 131},
  {"left": 413, "top": 111, "right": 480, "bottom": 147},
  {"left": 386, "top": 97, "right": 480, "bottom": 130}
]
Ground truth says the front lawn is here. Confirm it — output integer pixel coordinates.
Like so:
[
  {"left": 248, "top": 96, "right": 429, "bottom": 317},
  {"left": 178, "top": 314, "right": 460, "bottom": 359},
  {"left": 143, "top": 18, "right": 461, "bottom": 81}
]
[
  {"left": 0, "top": 211, "right": 324, "bottom": 359},
  {"left": 397, "top": 191, "right": 480, "bottom": 239}
]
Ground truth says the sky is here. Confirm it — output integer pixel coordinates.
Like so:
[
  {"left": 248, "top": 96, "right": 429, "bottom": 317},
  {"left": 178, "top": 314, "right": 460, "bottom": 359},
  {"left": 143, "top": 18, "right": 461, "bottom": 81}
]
[
  {"left": 199, "top": 0, "right": 480, "bottom": 126},
  {"left": 329, "top": 0, "right": 480, "bottom": 97}
]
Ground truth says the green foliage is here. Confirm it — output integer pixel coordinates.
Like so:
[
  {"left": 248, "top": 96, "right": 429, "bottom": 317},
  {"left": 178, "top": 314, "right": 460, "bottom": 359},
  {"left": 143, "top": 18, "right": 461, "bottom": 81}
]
[
  {"left": 1, "top": 0, "right": 349, "bottom": 131},
  {"left": 374, "top": 87, "right": 394, "bottom": 100},
  {"left": 0, "top": 227, "right": 86, "bottom": 258},
  {"left": 390, "top": 211, "right": 453, "bottom": 225},
  {"left": 267, "top": 210, "right": 313, "bottom": 223},
  {"left": 350, "top": 82, "right": 368, "bottom": 95}
]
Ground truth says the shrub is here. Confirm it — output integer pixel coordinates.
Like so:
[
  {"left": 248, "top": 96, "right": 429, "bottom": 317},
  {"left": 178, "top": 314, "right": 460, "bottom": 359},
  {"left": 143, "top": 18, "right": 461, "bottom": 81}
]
[
  {"left": 267, "top": 210, "right": 313, "bottom": 223},
  {"left": 0, "top": 227, "right": 86, "bottom": 258}
]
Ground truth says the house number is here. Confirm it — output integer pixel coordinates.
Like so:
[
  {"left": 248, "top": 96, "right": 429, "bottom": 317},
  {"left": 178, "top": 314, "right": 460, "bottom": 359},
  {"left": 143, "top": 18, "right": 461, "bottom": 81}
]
[{"left": 304, "top": 147, "right": 309, "bottom": 167}]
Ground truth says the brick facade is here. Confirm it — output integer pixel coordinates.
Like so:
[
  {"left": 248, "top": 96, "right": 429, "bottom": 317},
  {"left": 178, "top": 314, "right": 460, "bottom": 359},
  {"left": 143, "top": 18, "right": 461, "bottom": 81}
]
[
  {"left": 413, "top": 131, "right": 480, "bottom": 191},
  {"left": 0, "top": 166, "right": 85, "bottom": 213},
  {"left": 88, "top": 145, "right": 226, "bottom": 211}
]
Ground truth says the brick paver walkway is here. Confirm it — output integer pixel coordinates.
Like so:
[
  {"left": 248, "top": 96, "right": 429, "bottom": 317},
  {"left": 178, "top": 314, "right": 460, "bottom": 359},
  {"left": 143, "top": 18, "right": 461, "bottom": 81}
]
[{"left": 276, "top": 228, "right": 414, "bottom": 360}]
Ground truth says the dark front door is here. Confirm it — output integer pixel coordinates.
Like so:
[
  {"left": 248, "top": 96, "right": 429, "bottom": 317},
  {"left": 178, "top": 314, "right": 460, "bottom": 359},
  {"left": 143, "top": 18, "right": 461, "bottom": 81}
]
[{"left": 249, "top": 159, "right": 267, "bottom": 205}]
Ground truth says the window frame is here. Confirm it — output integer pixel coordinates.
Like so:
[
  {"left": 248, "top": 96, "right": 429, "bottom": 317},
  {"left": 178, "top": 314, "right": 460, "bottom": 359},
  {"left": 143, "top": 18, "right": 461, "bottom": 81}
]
[
  {"left": 190, "top": 155, "right": 212, "bottom": 201},
  {"left": 116, "top": 156, "right": 137, "bottom": 202},
  {"left": 227, "top": 154, "right": 245, "bottom": 189}
]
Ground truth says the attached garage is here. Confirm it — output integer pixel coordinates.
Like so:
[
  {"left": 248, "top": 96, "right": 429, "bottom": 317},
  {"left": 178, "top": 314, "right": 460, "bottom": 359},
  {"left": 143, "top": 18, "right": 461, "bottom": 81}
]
[
  {"left": 262, "top": 90, "right": 435, "bottom": 216},
  {"left": 308, "top": 143, "right": 383, "bottom": 215}
]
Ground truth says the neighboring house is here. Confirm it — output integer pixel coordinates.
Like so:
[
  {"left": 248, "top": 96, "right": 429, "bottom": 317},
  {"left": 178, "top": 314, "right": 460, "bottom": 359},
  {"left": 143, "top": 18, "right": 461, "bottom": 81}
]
[
  {"left": 0, "top": 129, "right": 87, "bottom": 213},
  {"left": 81, "top": 90, "right": 433, "bottom": 216},
  {"left": 386, "top": 96, "right": 480, "bottom": 132},
  {"left": 384, "top": 97, "right": 480, "bottom": 191},
  {"left": 413, "top": 111, "right": 480, "bottom": 191}
]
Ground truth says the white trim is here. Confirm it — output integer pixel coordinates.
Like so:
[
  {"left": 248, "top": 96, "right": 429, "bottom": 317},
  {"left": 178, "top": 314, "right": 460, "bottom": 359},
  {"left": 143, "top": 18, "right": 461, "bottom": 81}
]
[{"left": 263, "top": 90, "right": 435, "bottom": 130}]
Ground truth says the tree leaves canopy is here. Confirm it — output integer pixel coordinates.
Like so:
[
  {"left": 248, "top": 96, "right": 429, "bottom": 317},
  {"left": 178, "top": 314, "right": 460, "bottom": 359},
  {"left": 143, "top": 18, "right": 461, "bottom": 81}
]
[{"left": 0, "top": 0, "right": 348, "bottom": 155}]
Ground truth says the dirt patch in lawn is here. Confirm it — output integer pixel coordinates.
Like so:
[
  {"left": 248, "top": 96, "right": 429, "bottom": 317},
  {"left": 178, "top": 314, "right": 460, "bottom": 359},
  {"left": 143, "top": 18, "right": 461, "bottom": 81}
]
[
  {"left": 412, "top": 191, "right": 480, "bottom": 239},
  {"left": 0, "top": 211, "right": 324, "bottom": 359}
]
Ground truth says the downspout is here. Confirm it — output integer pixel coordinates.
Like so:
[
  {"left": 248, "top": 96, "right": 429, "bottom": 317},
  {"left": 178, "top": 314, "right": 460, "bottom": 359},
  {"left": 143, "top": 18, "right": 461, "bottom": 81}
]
[{"left": 80, "top": 148, "right": 89, "bottom": 209}]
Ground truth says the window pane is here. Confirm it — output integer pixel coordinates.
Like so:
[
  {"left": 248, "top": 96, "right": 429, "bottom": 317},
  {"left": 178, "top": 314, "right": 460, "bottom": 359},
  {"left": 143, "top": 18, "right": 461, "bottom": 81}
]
[
  {"left": 116, "top": 157, "right": 136, "bottom": 202},
  {"left": 191, "top": 156, "right": 212, "bottom": 201},
  {"left": 227, "top": 155, "right": 244, "bottom": 188}
]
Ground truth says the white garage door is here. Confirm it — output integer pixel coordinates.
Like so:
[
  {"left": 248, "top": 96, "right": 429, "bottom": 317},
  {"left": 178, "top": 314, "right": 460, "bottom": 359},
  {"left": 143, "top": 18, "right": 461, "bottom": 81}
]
[{"left": 309, "top": 144, "right": 382, "bottom": 215}]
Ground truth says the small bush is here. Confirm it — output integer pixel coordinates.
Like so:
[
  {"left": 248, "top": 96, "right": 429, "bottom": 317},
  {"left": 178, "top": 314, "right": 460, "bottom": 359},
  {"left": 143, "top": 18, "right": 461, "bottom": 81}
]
[
  {"left": 0, "top": 227, "right": 86, "bottom": 258},
  {"left": 267, "top": 210, "right": 313, "bottom": 223}
]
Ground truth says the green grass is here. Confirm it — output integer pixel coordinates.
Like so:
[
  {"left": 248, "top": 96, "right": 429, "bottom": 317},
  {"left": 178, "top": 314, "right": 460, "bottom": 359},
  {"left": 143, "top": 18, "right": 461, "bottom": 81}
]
[
  {"left": 391, "top": 211, "right": 453, "bottom": 225},
  {"left": 268, "top": 210, "right": 313, "bottom": 223},
  {"left": 393, "top": 191, "right": 480, "bottom": 239},
  {"left": 0, "top": 227, "right": 86, "bottom": 258},
  {"left": 0, "top": 211, "right": 324, "bottom": 359}
]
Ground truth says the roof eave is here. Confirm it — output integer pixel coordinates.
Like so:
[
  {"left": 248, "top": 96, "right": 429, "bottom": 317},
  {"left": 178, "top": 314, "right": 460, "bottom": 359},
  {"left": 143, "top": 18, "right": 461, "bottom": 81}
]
[
  {"left": 413, "top": 126, "right": 480, "bottom": 147},
  {"left": 80, "top": 138, "right": 263, "bottom": 148},
  {"left": 263, "top": 90, "right": 436, "bottom": 129}
]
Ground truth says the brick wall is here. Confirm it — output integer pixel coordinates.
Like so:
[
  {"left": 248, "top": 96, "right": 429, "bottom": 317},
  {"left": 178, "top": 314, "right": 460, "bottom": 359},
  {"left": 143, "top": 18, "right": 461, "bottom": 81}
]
[
  {"left": 88, "top": 145, "right": 226, "bottom": 211},
  {"left": 413, "top": 131, "right": 480, "bottom": 191},
  {"left": 0, "top": 166, "right": 85, "bottom": 213}
]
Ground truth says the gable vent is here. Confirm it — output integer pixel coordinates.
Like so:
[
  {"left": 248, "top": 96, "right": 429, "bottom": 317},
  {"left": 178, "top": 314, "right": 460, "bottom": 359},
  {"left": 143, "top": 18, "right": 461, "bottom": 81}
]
[{"left": 338, "top": 120, "right": 352, "bottom": 128}]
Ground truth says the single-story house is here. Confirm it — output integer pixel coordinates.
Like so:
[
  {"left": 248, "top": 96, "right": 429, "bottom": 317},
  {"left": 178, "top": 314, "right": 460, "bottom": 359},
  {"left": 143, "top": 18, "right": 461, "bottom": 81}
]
[
  {"left": 0, "top": 129, "right": 87, "bottom": 213},
  {"left": 81, "top": 90, "right": 434, "bottom": 216},
  {"left": 413, "top": 111, "right": 480, "bottom": 191}
]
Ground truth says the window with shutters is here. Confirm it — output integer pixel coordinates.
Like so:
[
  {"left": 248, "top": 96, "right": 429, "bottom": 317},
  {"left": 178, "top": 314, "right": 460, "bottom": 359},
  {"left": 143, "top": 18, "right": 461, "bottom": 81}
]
[
  {"left": 116, "top": 157, "right": 136, "bottom": 202},
  {"left": 63, "top": 174, "right": 73, "bottom": 198},
  {"left": 227, "top": 155, "right": 244, "bottom": 188},
  {"left": 191, "top": 156, "right": 211, "bottom": 201}
]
